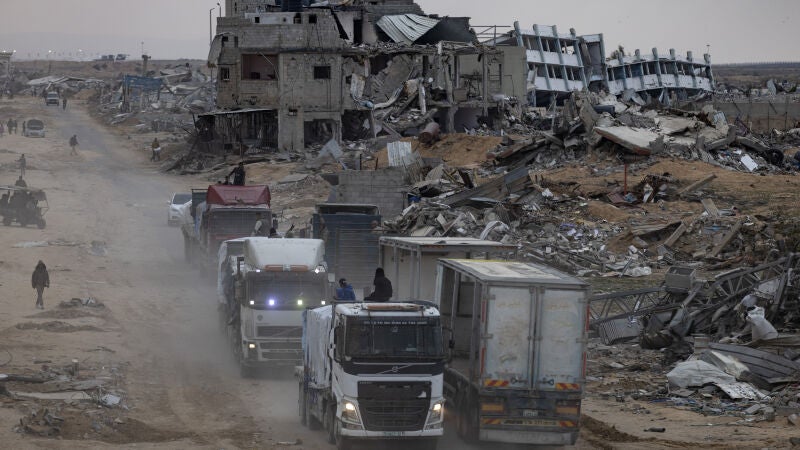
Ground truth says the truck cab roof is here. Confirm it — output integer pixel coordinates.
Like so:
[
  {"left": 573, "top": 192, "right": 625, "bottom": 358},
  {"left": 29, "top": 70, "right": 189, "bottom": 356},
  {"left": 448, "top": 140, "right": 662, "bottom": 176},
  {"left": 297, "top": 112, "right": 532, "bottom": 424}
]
[
  {"left": 333, "top": 301, "right": 440, "bottom": 317},
  {"left": 243, "top": 237, "right": 325, "bottom": 272},
  {"left": 439, "top": 259, "right": 589, "bottom": 287}
]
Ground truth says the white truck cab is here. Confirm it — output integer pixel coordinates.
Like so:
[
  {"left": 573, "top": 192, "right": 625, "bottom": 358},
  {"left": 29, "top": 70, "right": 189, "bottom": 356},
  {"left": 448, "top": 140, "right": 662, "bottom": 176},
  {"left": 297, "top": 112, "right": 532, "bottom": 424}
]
[{"left": 299, "top": 302, "right": 445, "bottom": 450}]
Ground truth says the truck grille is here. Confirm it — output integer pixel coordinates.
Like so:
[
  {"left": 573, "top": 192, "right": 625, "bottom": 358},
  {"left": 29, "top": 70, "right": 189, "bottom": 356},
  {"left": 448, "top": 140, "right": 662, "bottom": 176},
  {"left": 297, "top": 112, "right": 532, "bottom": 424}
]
[
  {"left": 257, "top": 326, "right": 302, "bottom": 338},
  {"left": 358, "top": 399, "right": 429, "bottom": 431}
]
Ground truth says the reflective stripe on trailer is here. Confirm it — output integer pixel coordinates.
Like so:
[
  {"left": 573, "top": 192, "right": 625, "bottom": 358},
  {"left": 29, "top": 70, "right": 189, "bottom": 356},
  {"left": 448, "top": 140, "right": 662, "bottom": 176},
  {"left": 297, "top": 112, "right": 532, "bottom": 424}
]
[
  {"left": 481, "top": 418, "right": 577, "bottom": 428},
  {"left": 484, "top": 379, "right": 510, "bottom": 387},
  {"left": 555, "top": 383, "right": 581, "bottom": 391}
]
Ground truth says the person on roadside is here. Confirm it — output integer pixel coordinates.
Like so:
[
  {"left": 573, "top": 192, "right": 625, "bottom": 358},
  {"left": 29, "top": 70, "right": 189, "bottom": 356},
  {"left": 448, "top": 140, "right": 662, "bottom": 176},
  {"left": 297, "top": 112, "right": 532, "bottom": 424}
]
[
  {"left": 335, "top": 278, "right": 356, "bottom": 301},
  {"left": 228, "top": 162, "right": 246, "bottom": 186},
  {"left": 268, "top": 227, "right": 278, "bottom": 238},
  {"left": 151, "top": 137, "right": 161, "bottom": 162},
  {"left": 31, "top": 260, "right": 50, "bottom": 310},
  {"left": 62, "top": 97, "right": 67, "bottom": 110},
  {"left": 6, "top": 119, "right": 13, "bottom": 135},
  {"left": 0, "top": 122, "right": 5, "bottom": 137},
  {"left": 69, "top": 135, "right": 79, "bottom": 155},
  {"left": 18, "top": 154, "right": 26, "bottom": 177},
  {"left": 15, "top": 175, "right": 27, "bottom": 188},
  {"left": 22, "top": 121, "right": 26, "bottom": 135},
  {"left": 252, "top": 213, "right": 267, "bottom": 236},
  {"left": 364, "top": 268, "right": 392, "bottom": 302},
  {"left": 12, "top": 119, "right": 17, "bottom": 134}
]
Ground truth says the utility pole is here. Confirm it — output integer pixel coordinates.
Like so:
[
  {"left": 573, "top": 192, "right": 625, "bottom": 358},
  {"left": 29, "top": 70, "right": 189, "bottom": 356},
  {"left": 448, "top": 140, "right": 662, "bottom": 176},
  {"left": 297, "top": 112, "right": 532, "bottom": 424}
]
[{"left": 209, "top": 7, "right": 215, "bottom": 45}]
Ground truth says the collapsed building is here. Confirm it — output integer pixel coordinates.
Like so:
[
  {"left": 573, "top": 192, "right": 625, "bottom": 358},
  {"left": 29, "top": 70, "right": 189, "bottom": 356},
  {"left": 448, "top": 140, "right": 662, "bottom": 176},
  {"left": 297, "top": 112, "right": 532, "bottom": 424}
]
[
  {"left": 493, "top": 22, "right": 715, "bottom": 106},
  {"left": 0, "top": 51, "right": 11, "bottom": 78},
  {"left": 203, "top": 0, "right": 526, "bottom": 152}
]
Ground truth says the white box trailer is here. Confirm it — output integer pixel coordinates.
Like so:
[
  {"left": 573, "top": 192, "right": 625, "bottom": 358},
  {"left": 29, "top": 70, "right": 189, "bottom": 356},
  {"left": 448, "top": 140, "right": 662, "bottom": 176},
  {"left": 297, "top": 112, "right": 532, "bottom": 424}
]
[
  {"left": 378, "top": 237, "right": 517, "bottom": 302},
  {"left": 434, "top": 259, "right": 589, "bottom": 446}
]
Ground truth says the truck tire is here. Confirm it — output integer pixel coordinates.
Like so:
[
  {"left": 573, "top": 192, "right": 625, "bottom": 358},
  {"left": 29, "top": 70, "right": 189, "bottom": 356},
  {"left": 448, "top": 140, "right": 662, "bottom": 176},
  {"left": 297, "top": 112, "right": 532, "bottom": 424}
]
[
  {"left": 334, "top": 420, "right": 352, "bottom": 450},
  {"left": 37, "top": 218, "right": 46, "bottom": 229},
  {"left": 299, "top": 383, "right": 307, "bottom": 426},
  {"left": 183, "top": 234, "right": 192, "bottom": 262},
  {"left": 456, "top": 395, "right": 479, "bottom": 443},
  {"left": 305, "top": 388, "right": 321, "bottom": 430}
]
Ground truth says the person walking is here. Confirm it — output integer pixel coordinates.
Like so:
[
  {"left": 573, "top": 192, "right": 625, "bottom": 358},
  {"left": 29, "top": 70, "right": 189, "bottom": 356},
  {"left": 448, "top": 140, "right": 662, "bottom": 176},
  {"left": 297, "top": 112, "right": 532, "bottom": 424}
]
[
  {"left": 62, "top": 97, "right": 68, "bottom": 110},
  {"left": 150, "top": 137, "right": 160, "bottom": 161},
  {"left": 18, "top": 154, "right": 26, "bottom": 177},
  {"left": 252, "top": 213, "right": 267, "bottom": 236},
  {"left": 335, "top": 278, "right": 356, "bottom": 301},
  {"left": 7, "top": 119, "right": 13, "bottom": 135},
  {"left": 31, "top": 261, "right": 50, "bottom": 309},
  {"left": 227, "top": 162, "right": 246, "bottom": 186},
  {"left": 0, "top": 122, "right": 5, "bottom": 137},
  {"left": 69, "top": 135, "right": 79, "bottom": 155},
  {"left": 364, "top": 268, "right": 393, "bottom": 302},
  {"left": 22, "top": 121, "right": 26, "bottom": 136}
]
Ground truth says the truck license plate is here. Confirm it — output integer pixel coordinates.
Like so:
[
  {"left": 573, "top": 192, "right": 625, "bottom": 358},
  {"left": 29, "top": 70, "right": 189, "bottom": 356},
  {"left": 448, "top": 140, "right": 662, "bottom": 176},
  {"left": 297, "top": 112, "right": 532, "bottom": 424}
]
[
  {"left": 523, "top": 409, "right": 538, "bottom": 417},
  {"left": 383, "top": 431, "right": 403, "bottom": 437}
]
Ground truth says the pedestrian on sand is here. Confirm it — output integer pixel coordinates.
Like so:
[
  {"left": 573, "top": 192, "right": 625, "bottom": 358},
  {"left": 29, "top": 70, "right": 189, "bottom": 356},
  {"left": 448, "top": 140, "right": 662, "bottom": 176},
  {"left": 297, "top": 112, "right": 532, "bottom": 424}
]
[
  {"left": 228, "top": 162, "right": 246, "bottom": 186},
  {"left": 336, "top": 279, "right": 356, "bottom": 301},
  {"left": 22, "top": 121, "right": 26, "bottom": 135},
  {"left": 62, "top": 97, "right": 67, "bottom": 110},
  {"left": 364, "top": 267, "right": 393, "bottom": 302},
  {"left": 69, "top": 135, "right": 79, "bottom": 155},
  {"left": 151, "top": 137, "right": 161, "bottom": 161},
  {"left": 6, "top": 119, "right": 13, "bottom": 134},
  {"left": 18, "top": 153, "right": 26, "bottom": 177},
  {"left": 0, "top": 122, "right": 4, "bottom": 137},
  {"left": 31, "top": 261, "right": 50, "bottom": 309},
  {"left": 12, "top": 119, "right": 17, "bottom": 134}
]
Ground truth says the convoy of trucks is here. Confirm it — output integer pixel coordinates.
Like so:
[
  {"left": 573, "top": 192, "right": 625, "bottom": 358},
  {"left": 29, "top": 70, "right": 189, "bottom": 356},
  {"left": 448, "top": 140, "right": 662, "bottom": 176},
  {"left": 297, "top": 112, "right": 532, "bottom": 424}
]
[{"left": 179, "top": 190, "right": 589, "bottom": 446}]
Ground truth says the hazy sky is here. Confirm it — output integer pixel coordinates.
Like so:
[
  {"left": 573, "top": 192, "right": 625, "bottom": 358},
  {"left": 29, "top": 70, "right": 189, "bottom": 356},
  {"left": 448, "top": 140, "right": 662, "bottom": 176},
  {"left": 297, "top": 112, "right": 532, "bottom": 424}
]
[{"left": 0, "top": 0, "right": 798, "bottom": 63}]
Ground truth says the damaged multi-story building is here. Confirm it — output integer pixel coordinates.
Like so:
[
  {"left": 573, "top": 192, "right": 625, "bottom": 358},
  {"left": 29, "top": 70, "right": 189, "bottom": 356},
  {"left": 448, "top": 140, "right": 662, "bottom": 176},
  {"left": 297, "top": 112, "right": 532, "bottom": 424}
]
[
  {"left": 493, "top": 22, "right": 715, "bottom": 106},
  {"left": 203, "top": 0, "right": 526, "bottom": 152}
]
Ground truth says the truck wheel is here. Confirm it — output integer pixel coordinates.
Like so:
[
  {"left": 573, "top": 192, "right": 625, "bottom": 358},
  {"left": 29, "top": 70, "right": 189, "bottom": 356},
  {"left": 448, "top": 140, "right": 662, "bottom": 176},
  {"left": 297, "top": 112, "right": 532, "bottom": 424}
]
[
  {"left": 37, "top": 218, "right": 46, "bottom": 229},
  {"left": 334, "top": 420, "right": 352, "bottom": 450},
  {"left": 2, "top": 216, "right": 11, "bottom": 226},
  {"left": 306, "top": 391, "right": 321, "bottom": 430},
  {"left": 325, "top": 404, "right": 336, "bottom": 445},
  {"left": 456, "top": 395, "right": 479, "bottom": 443},
  {"left": 298, "top": 383, "right": 307, "bottom": 426},
  {"left": 183, "top": 234, "right": 193, "bottom": 262}
]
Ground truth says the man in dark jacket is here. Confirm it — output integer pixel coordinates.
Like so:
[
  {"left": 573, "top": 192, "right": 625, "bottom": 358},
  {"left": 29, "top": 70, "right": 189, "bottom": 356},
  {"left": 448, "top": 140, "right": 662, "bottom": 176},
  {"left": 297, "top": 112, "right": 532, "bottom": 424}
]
[
  {"left": 365, "top": 268, "right": 392, "bottom": 302},
  {"left": 228, "top": 162, "right": 246, "bottom": 186},
  {"left": 31, "top": 260, "right": 50, "bottom": 309}
]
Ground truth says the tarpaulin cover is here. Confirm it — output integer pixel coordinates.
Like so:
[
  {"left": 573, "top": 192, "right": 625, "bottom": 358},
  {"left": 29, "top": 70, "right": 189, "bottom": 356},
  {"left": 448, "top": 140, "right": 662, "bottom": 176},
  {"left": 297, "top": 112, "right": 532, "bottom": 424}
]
[
  {"left": 303, "top": 306, "right": 333, "bottom": 389},
  {"left": 206, "top": 184, "right": 271, "bottom": 207}
]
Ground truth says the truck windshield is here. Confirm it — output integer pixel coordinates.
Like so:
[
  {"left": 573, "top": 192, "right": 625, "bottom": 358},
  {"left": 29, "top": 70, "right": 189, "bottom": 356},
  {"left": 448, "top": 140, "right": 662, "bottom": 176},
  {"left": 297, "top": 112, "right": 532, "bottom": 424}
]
[
  {"left": 247, "top": 276, "right": 326, "bottom": 310},
  {"left": 345, "top": 318, "right": 443, "bottom": 359}
]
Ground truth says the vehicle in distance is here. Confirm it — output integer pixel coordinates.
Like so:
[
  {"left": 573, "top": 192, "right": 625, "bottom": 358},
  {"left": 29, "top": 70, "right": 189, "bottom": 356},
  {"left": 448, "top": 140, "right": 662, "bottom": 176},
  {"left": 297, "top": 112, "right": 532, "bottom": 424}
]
[
  {"left": 168, "top": 192, "right": 191, "bottom": 226},
  {"left": 23, "top": 119, "right": 45, "bottom": 138},
  {"left": 45, "top": 92, "right": 60, "bottom": 106}
]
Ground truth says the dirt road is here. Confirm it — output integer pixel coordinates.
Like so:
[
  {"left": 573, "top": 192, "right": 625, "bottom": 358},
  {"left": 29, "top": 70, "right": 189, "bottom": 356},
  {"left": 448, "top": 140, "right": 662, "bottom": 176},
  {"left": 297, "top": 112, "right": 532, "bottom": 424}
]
[
  {"left": 0, "top": 96, "right": 339, "bottom": 449},
  {"left": 1, "top": 97, "right": 563, "bottom": 450}
]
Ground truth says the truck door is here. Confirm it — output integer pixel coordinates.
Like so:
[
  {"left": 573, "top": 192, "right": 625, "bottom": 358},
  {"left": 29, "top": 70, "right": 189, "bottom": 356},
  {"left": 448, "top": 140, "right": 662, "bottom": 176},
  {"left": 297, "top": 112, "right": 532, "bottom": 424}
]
[
  {"left": 482, "top": 286, "right": 533, "bottom": 388},
  {"left": 534, "top": 289, "right": 586, "bottom": 391}
]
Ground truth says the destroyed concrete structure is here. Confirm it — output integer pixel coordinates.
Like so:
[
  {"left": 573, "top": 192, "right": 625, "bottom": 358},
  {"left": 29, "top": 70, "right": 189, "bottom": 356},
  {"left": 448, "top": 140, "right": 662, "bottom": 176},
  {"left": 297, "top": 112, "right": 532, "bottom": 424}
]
[
  {"left": 492, "top": 22, "right": 715, "bottom": 106},
  {"left": 0, "top": 51, "right": 12, "bottom": 78},
  {"left": 204, "top": 0, "right": 526, "bottom": 152}
]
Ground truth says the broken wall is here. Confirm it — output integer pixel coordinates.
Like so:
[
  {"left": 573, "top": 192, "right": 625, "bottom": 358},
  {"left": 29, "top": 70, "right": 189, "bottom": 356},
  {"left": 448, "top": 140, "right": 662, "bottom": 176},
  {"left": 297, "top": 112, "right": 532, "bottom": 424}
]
[{"left": 334, "top": 168, "right": 408, "bottom": 217}]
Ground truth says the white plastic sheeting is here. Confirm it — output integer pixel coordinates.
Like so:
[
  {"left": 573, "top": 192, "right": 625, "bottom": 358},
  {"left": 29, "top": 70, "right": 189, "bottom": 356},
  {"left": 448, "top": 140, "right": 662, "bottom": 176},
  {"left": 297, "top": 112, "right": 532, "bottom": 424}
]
[
  {"left": 303, "top": 306, "right": 333, "bottom": 389},
  {"left": 243, "top": 238, "right": 325, "bottom": 269}
]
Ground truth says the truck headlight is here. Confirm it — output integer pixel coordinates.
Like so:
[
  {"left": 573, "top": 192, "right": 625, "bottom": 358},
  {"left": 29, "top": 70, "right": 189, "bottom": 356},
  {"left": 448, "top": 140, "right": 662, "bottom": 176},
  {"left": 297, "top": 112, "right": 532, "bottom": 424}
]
[
  {"left": 342, "top": 401, "right": 361, "bottom": 425},
  {"left": 429, "top": 401, "right": 444, "bottom": 423},
  {"left": 297, "top": 299, "right": 304, "bottom": 306},
  {"left": 248, "top": 343, "right": 257, "bottom": 349}
]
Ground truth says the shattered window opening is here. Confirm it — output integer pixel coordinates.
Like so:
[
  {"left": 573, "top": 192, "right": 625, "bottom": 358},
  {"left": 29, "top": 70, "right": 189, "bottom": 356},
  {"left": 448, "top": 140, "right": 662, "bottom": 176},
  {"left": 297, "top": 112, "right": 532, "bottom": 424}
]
[
  {"left": 313, "top": 65, "right": 331, "bottom": 80},
  {"left": 220, "top": 67, "right": 231, "bottom": 81},
  {"left": 241, "top": 54, "right": 278, "bottom": 81}
]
